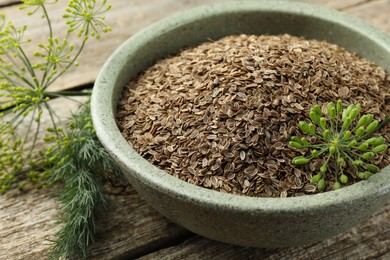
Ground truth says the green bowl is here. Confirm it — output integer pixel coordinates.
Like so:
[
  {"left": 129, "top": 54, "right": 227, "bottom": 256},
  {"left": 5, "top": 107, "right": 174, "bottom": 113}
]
[{"left": 92, "top": 1, "right": 390, "bottom": 247}]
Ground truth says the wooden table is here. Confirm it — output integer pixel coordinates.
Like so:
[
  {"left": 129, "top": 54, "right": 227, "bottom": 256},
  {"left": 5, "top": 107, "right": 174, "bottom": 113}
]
[{"left": 1, "top": 0, "right": 390, "bottom": 259}]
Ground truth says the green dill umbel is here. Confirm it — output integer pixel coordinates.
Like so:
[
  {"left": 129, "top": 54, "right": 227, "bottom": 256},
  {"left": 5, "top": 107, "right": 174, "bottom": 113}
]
[
  {"left": 0, "top": 0, "right": 111, "bottom": 192},
  {"left": 290, "top": 100, "right": 389, "bottom": 192}
]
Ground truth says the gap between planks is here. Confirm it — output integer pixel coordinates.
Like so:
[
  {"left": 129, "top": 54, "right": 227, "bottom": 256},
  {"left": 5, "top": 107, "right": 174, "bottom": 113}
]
[
  {"left": 1, "top": 0, "right": 390, "bottom": 259},
  {"left": 0, "top": 0, "right": 19, "bottom": 8},
  {"left": 338, "top": 0, "right": 381, "bottom": 11}
]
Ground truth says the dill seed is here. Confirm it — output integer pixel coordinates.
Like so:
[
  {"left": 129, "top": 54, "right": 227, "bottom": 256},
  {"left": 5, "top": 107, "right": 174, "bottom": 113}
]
[{"left": 117, "top": 34, "right": 390, "bottom": 198}]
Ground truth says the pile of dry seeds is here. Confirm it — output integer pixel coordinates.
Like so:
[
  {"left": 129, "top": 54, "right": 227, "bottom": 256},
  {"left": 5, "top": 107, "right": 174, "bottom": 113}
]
[{"left": 117, "top": 34, "right": 390, "bottom": 197}]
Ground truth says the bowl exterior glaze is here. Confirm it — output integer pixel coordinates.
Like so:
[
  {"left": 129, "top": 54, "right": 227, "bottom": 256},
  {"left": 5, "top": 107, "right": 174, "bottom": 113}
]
[{"left": 92, "top": 1, "right": 390, "bottom": 247}]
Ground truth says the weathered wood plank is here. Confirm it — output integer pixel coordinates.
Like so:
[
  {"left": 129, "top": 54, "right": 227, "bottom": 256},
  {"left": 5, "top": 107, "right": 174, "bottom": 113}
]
[
  {"left": 0, "top": 176, "right": 190, "bottom": 259},
  {"left": 346, "top": 0, "right": 390, "bottom": 32},
  {"left": 88, "top": 181, "right": 191, "bottom": 259},
  {"left": 1, "top": 0, "right": 390, "bottom": 259},
  {"left": 0, "top": 188, "right": 58, "bottom": 259},
  {"left": 299, "top": 0, "right": 370, "bottom": 10},
  {"left": 139, "top": 203, "right": 390, "bottom": 260}
]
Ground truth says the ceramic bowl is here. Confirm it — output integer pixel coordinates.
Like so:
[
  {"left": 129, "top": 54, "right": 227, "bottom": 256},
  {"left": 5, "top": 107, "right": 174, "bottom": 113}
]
[{"left": 92, "top": 1, "right": 390, "bottom": 247}]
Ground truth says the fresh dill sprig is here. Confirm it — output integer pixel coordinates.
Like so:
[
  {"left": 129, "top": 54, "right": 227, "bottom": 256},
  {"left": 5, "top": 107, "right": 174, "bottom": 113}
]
[
  {"left": 0, "top": 1, "right": 118, "bottom": 259},
  {"left": 46, "top": 102, "right": 121, "bottom": 259}
]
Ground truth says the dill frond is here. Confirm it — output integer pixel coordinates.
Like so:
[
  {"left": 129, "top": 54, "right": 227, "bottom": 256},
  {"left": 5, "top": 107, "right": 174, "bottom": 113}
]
[
  {"left": 1, "top": 1, "right": 116, "bottom": 258},
  {"left": 46, "top": 102, "right": 121, "bottom": 259}
]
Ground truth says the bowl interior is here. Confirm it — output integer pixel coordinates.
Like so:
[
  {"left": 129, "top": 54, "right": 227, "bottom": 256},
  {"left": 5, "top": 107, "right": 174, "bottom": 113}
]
[{"left": 92, "top": 0, "right": 390, "bottom": 213}]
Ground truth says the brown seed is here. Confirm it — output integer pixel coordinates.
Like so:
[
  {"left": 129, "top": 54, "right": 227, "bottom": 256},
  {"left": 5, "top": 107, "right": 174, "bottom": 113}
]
[
  {"left": 202, "top": 158, "right": 208, "bottom": 167},
  {"left": 338, "top": 86, "right": 350, "bottom": 98},
  {"left": 240, "top": 150, "right": 246, "bottom": 161},
  {"left": 117, "top": 33, "right": 390, "bottom": 198}
]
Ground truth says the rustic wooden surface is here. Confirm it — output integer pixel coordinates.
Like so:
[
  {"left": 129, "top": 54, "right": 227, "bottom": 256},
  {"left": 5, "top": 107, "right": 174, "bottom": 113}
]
[{"left": 1, "top": 0, "right": 390, "bottom": 259}]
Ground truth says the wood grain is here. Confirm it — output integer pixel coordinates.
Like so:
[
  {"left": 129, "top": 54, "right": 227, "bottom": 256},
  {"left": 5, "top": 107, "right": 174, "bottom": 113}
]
[
  {"left": 139, "top": 203, "right": 390, "bottom": 260},
  {"left": 300, "top": 0, "right": 371, "bottom": 9},
  {"left": 1, "top": 0, "right": 390, "bottom": 259},
  {"left": 0, "top": 181, "right": 191, "bottom": 260},
  {"left": 346, "top": 0, "right": 390, "bottom": 32},
  {"left": 0, "top": 188, "right": 58, "bottom": 260},
  {"left": 88, "top": 181, "right": 191, "bottom": 260}
]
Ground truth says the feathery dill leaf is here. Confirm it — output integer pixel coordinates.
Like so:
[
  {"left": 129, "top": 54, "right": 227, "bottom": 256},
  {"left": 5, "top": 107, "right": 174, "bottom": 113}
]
[{"left": 47, "top": 102, "right": 121, "bottom": 259}]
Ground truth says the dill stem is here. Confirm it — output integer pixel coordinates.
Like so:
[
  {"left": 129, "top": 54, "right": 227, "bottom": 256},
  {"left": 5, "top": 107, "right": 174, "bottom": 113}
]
[
  {"left": 3, "top": 52, "right": 36, "bottom": 88},
  {"left": 40, "top": 4, "right": 54, "bottom": 88},
  {"left": 16, "top": 46, "right": 38, "bottom": 84}
]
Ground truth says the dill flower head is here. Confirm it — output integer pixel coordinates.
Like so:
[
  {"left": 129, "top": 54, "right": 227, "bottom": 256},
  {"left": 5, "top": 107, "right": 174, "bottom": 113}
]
[
  {"left": 290, "top": 101, "right": 388, "bottom": 192},
  {"left": 33, "top": 38, "right": 75, "bottom": 78},
  {"left": 20, "top": 0, "right": 58, "bottom": 15},
  {"left": 0, "top": 20, "right": 27, "bottom": 51},
  {"left": 64, "top": 0, "right": 112, "bottom": 39}
]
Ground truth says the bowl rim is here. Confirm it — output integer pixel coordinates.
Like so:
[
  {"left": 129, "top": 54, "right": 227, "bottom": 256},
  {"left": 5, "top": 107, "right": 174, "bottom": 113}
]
[{"left": 92, "top": 0, "right": 390, "bottom": 214}]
